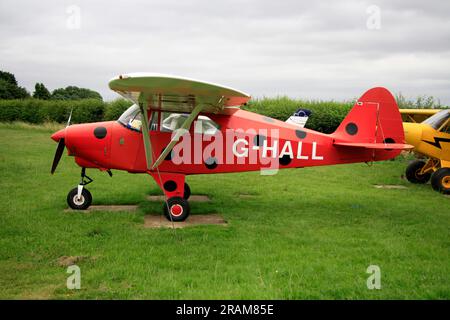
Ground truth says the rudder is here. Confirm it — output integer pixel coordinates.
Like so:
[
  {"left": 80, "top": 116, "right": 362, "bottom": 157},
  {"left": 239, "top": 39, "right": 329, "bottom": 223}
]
[
  {"left": 332, "top": 87, "right": 408, "bottom": 159},
  {"left": 333, "top": 87, "right": 405, "bottom": 145}
]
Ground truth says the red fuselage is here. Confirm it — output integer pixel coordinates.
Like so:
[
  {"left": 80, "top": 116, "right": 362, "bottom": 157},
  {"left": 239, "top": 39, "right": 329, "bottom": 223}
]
[
  {"left": 51, "top": 108, "right": 400, "bottom": 175},
  {"left": 51, "top": 84, "right": 407, "bottom": 221}
]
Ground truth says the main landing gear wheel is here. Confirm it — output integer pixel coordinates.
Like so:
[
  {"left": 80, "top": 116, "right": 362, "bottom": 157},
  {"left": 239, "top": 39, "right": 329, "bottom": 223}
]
[
  {"left": 163, "top": 197, "right": 190, "bottom": 222},
  {"left": 67, "top": 187, "right": 92, "bottom": 210},
  {"left": 405, "top": 160, "right": 431, "bottom": 184},
  {"left": 431, "top": 168, "right": 450, "bottom": 194},
  {"left": 183, "top": 183, "right": 191, "bottom": 200}
]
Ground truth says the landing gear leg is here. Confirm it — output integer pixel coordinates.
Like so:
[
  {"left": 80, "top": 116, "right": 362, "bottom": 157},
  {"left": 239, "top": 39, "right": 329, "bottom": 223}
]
[
  {"left": 149, "top": 173, "right": 190, "bottom": 221},
  {"left": 67, "top": 168, "right": 93, "bottom": 210}
]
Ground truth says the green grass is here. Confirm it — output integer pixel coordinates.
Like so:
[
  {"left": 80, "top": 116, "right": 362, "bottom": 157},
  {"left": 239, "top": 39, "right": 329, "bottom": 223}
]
[{"left": 0, "top": 123, "right": 449, "bottom": 299}]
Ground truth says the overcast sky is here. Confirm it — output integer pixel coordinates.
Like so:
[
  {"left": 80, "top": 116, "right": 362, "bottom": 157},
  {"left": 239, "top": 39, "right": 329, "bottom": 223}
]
[{"left": 1, "top": 0, "right": 449, "bottom": 104}]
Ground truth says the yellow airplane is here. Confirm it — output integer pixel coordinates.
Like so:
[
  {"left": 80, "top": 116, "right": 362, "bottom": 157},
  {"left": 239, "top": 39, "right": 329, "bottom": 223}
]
[{"left": 400, "top": 109, "right": 450, "bottom": 194}]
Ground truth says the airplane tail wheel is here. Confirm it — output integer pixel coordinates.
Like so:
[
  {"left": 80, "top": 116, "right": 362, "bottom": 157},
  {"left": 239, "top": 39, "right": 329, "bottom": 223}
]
[
  {"left": 431, "top": 168, "right": 450, "bottom": 194},
  {"left": 184, "top": 183, "right": 191, "bottom": 200},
  {"left": 67, "top": 187, "right": 92, "bottom": 210},
  {"left": 163, "top": 196, "right": 190, "bottom": 222},
  {"left": 405, "top": 160, "right": 431, "bottom": 184}
]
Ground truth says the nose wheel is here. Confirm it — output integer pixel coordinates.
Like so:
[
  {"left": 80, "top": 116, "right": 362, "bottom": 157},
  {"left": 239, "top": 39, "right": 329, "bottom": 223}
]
[
  {"left": 67, "top": 168, "right": 93, "bottom": 210},
  {"left": 67, "top": 187, "right": 92, "bottom": 210}
]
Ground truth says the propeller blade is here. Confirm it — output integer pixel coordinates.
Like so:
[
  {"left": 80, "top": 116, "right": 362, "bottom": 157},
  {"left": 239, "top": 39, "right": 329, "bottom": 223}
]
[
  {"left": 66, "top": 108, "right": 73, "bottom": 127},
  {"left": 51, "top": 138, "right": 65, "bottom": 174}
]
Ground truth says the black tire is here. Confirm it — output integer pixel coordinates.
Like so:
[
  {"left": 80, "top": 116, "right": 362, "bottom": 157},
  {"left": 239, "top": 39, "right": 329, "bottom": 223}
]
[
  {"left": 67, "top": 187, "right": 92, "bottom": 210},
  {"left": 405, "top": 160, "right": 431, "bottom": 184},
  {"left": 184, "top": 183, "right": 191, "bottom": 200},
  {"left": 163, "top": 196, "right": 190, "bottom": 222},
  {"left": 431, "top": 168, "right": 450, "bottom": 194}
]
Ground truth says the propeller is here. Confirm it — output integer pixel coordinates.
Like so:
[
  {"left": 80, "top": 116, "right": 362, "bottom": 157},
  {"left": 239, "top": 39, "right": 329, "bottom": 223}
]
[
  {"left": 66, "top": 108, "right": 73, "bottom": 127},
  {"left": 50, "top": 108, "right": 72, "bottom": 174},
  {"left": 51, "top": 138, "right": 65, "bottom": 174}
]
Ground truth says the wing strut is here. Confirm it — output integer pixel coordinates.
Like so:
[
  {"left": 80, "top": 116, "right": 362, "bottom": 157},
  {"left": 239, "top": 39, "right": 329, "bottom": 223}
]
[
  {"left": 139, "top": 103, "right": 153, "bottom": 169},
  {"left": 151, "top": 104, "right": 204, "bottom": 170}
]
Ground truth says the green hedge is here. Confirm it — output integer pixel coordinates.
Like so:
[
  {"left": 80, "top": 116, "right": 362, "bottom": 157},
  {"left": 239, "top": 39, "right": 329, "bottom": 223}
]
[
  {"left": 104, "top": 98, "right": 133, "bottom": 121},
  {"left": 245, "top": 97, "right": 353, "bottom": 133},
  {"left": 0, "top": 97, "right": 353, "bottom": 133},
  {"left": 0, "top": 99, "right": 105, "bottom": 124}
]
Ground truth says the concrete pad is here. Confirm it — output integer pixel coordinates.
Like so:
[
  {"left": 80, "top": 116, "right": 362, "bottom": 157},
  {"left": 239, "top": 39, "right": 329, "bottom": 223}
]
[
  {"left": 65, "top": 205, "right": 138, "bottom": 212},
  {"left": 374, "top": 185, "right": 408, "bottom": 190},
  {"left": 144, "top": 214, "right": 227, "bottom": 229},
  {"left": 147, "top": 195, "right": 211, "bottom": 202}
]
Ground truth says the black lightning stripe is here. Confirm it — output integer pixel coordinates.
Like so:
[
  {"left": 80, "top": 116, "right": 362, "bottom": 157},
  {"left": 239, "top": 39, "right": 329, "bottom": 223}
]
[{"left": 422, "top": 137, "right": 450, "bottom": 149}]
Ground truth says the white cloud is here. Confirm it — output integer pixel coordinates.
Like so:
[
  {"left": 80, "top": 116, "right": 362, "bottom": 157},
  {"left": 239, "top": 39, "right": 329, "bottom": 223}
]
[{"left": 1, "top": 0, "right": 449, "bottom": 104}]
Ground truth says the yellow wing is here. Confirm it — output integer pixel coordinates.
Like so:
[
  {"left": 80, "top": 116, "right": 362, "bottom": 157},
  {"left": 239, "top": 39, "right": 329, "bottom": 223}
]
[{"left": 400, "top": 109, "right": 441, "bottom": 123}]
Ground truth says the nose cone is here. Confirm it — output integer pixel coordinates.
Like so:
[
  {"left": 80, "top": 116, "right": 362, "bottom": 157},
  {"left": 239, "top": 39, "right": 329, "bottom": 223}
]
[
  {"left": 63, "top": 121, "right": 113, "bottom": 167},
  {"left": 51, "top": 128, "right": 65, "bottom": 142},
  {"left": 403, "top": 122, "right": 422, "bottom": 147}
]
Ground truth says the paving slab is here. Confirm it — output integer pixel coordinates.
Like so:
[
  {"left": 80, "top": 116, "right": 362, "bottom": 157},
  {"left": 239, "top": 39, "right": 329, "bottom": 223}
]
[
  {"left": 144, "top": 214, "right": 227, "bottom": 229},
  {"left": 65, "top": 205, "right": 138, "bottom": 212}
]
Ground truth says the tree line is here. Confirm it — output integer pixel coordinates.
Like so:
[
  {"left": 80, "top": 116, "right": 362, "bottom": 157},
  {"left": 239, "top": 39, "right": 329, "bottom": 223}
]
[
  {"left": 0, "top": 70, "right": 102, "bottom": 100},
  {"left": 0, "top": 70, "right": 444, "bottom": 132}
]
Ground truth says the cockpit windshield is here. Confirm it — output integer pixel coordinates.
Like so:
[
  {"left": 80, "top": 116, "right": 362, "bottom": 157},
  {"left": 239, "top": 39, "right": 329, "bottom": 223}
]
[
  {"left": 118, "top": 104, "right": 142, "bottom": 132},
  {"left": 422, "top": 109, "right": 450, "bottom": 130}
]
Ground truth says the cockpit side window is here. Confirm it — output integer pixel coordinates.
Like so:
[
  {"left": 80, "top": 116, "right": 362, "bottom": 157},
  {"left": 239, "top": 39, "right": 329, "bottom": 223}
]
[
  {"left": 194, "top": 115, "right": 220, "bottom": 135},
  {"left": 118, "top": 104, "right": 142, "bottom": 132},
  {"left": 160, "top": 112, "right": 220, "bottom": 134},
  {"left": 161, "top": 112, "right": 189, "bottom": 132}
]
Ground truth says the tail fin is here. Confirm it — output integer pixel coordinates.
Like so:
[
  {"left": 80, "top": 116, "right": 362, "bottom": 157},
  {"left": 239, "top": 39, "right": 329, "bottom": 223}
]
[{"left": 332, "top": 87, "right": 412, "bottom": 159}]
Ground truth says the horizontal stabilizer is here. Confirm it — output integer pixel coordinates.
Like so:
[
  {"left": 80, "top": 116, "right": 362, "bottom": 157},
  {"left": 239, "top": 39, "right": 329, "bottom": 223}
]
[{"left": 334, "top": 142, "right": 413, "bottom": 150}]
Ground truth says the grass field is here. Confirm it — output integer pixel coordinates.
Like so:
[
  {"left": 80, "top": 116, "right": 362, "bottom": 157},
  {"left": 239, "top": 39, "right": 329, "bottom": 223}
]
[{"left": 0, "top": 123, "right": 449, "bottom": 299}]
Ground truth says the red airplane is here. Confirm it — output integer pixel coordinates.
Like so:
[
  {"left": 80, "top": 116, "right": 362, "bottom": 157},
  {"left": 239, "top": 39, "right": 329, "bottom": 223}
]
[{"left": 51, "top": 73, "right": 411, "bottom": 221}]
